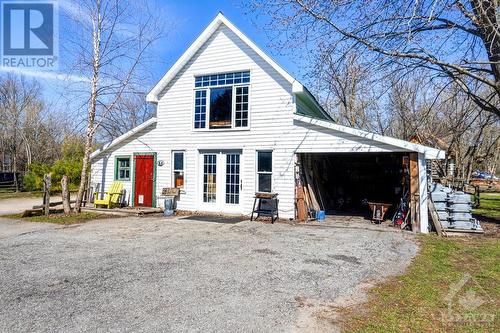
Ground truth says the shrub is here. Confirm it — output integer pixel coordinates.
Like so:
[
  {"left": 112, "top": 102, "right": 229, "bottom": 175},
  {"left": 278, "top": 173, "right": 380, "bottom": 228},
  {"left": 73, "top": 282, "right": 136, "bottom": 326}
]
[
  {"left": 23, "top": 162, "right": 51, "bottom": 191},
  {"left": 22, "top": 136, "right": 85, "bottom": 191}
]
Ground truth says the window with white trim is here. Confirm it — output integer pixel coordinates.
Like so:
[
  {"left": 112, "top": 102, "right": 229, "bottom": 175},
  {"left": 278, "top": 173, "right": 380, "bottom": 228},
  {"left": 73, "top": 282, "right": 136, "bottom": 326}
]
[
  {"left": 193, "top": 71, "right": 250, "bottom": 130},
  {"left": 257, "top": 151, "right": 272, "bottom": 192},
  {"left": 172, "top": 151, "right": 184, "bottom": 190}
]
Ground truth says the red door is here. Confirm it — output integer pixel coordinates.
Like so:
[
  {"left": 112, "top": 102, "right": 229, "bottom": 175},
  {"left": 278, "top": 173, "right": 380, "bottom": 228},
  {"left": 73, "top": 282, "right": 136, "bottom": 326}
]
[{"left": 134, "top": 155, "right": 154, "bottom": 207}]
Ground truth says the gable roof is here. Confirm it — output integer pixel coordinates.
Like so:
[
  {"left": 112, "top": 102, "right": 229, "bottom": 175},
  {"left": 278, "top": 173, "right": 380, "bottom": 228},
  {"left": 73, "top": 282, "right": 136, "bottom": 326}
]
[
  {"left": 294, "top": 114, "right": 445, "bottom": 159},
  {"left": 146, "top": 13, "right": 332, "bottom": 120},
  {"left": 90, "top": 117, "right": 157, "bottom": 159},
  {"left": 147, "top": 13, "right": 300, "bottom": 103}
]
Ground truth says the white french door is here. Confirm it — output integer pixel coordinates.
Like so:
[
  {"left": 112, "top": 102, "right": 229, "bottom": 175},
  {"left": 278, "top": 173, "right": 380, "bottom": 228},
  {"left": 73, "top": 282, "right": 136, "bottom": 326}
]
[{"left": 199, "top": 151, "right": 241, "bottom": 213}]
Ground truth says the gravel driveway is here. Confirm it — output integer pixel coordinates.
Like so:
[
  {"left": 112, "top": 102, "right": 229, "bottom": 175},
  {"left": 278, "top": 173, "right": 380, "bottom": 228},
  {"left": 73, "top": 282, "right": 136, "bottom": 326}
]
[
  {"left": 0, "top": 196, "right": 62, "bottom": 215},
  {"left": 0, "top": 216, "right": 418, "bottom": 332}
]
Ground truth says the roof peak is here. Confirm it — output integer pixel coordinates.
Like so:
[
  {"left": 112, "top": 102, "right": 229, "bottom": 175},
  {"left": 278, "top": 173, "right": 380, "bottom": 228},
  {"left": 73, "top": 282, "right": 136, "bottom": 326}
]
[{"left": 146, "top": 12, "right": 302, "bottom": 103}]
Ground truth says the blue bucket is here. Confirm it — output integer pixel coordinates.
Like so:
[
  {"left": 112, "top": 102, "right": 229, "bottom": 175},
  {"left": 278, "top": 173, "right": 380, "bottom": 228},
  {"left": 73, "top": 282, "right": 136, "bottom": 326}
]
[{"left": 316, "top": 210, "right": 325, "bottom": 221}]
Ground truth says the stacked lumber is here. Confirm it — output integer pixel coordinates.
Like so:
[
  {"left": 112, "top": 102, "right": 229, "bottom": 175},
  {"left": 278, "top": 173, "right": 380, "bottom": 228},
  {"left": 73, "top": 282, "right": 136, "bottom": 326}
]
[{"left": 295, "top": 154, "right": 324, "bottom": 222}]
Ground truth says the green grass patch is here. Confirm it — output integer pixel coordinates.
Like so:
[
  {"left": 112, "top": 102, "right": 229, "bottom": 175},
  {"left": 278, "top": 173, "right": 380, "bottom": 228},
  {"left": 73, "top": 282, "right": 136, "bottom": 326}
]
[
  {"left": 2, "top": 212, "right": 110, "bottom": 225},
  {"left": 473, "top": 193, "right": 500, "bottom": 220},
  {"left": 341, "top": 236, "right": 500, "bottom": 332}
]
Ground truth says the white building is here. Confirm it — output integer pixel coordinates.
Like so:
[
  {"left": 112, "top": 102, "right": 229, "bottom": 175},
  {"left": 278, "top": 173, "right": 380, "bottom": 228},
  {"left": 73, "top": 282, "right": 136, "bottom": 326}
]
[{"left": 90, "top": 13, "right": 444, "bottom": 232}]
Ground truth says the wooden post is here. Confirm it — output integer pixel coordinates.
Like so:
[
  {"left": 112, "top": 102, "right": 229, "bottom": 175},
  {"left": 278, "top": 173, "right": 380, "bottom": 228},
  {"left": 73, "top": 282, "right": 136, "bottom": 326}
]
[
  {"left": 61, "top": 175, "right": 71, "bottom": 214},
  {"left": 14, "top": 172, "right": 19, "bottom": 192},
  {"left": 43, "top": 173, "right": 51, "bottom": 216},
  {"left": 296, "top": 185, "right": 307, "bottom": 221},
  {"left": 427, "top": 198, "right": 443, "bottom": 237},
  {"left": 409, "top": 153, "right": 420, "bottom": 232}
]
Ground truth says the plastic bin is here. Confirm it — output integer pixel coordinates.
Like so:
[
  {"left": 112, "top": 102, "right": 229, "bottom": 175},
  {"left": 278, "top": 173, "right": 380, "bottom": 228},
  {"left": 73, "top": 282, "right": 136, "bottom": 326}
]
[
  {"left": 316, "top": 210, "right": 325, "bottom": 221},
  {"left": 163, "top": 197, "right": 174, "bottom": 216}
]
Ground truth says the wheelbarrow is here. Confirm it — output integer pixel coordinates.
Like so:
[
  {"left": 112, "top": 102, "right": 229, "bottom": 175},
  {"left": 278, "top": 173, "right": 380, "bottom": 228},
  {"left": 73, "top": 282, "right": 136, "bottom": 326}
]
[{"left": 367, "top": 202, "right": 392, "bottom": 223}]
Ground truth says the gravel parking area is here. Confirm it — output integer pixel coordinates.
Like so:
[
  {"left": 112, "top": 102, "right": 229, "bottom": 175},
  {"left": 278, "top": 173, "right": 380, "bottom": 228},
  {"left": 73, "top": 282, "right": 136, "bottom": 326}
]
[
  {"left": 0, "top": 196, "right": 58, "bottom": 215},
  {"left": 0, "top": 216, "right": 418, "bottom": 332}
]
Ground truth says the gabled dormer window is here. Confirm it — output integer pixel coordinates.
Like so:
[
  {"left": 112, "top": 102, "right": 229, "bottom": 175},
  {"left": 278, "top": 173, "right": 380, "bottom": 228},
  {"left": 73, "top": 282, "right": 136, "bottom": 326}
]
[{"left": 193, "top": 71, "right": 250, "bottom": 130}]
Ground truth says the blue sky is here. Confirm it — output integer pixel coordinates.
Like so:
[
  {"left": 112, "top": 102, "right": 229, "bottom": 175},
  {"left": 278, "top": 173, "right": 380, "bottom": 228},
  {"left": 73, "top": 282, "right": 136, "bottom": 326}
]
[{"left": 148, "top": 0, "right": 302, "bottom": 82}]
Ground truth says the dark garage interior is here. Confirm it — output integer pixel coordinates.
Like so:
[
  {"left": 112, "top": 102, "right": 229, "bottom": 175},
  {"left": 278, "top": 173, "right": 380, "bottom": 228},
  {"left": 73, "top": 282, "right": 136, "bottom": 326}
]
[{"left": 298, "top": 153, "right": 409, "bottom": 217}]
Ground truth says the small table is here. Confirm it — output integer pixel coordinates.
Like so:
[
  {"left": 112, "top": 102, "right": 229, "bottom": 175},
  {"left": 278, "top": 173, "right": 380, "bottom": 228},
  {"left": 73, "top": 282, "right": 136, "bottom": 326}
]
[
  {"left": 367, "top": 202, "right": 392, "bottom": 223},
  {"left": 251, "top": 192, "right": 279, "bottom": 223}
]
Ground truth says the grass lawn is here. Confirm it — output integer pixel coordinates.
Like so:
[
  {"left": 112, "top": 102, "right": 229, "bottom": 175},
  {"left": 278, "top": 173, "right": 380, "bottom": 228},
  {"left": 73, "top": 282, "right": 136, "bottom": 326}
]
[
  {"left": 473, "top": 192, "right": 500, "bottom": 221},
  {"left": 2, "top": 212, "right": 110, "bottom": 225},
  {"left": 340, "top": 235, "right": 499, "bottom": 332}
]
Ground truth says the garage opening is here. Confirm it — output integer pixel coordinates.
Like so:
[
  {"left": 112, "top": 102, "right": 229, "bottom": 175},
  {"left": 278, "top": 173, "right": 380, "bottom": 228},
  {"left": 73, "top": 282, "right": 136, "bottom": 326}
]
[{"left": 296, "top": 153, "right": 410, "bottom": 219}]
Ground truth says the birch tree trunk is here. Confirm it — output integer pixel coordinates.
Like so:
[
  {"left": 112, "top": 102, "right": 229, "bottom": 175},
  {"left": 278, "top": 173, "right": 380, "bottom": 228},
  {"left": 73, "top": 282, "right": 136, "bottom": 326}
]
[
  {"left": 70, "top": 1, "right": 163, "bottom": 212},
  {"left": 74, "top": 4, "right": 101, "bottom": 213}
]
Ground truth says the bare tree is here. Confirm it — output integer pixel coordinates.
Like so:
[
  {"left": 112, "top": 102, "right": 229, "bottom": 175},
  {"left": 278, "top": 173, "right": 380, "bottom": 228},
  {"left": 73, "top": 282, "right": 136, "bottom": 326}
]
[
  {"left": 97, "top": 93, "right": 155, "bottom": 141},
  {"left": 64, "top": 0, "right": 164, "bottom": 212},
  {"left": 312, "top": 52, "right": 380, "bottom": 131},
  {"left": 0, "top": 75, "right": 60, "bottom": 173},
  {"left": 250, "top": 0, "right": 500, "bottom": 117},
  {"left": 386, "top": 74, "right": 499, "bottom": 179}
]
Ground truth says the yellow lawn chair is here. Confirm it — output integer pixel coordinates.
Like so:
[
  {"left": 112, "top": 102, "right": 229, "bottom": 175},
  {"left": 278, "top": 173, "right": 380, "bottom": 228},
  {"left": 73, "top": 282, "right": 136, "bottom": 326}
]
[{"left": 93, "top": 181, "right": 124, "bottom": 208}]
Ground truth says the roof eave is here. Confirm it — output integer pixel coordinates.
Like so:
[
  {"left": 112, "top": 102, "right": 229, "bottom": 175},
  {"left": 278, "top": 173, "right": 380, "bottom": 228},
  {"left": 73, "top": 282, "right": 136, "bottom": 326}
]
[{"left": 294, "top": 114, "right": 445, "bottom": 159}]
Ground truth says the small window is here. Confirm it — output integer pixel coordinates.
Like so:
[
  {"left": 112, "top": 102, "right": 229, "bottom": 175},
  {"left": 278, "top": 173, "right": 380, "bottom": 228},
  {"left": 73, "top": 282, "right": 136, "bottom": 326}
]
[
  {"left": 173, "top": 151, "right": 184, "bottom": 190},
  {"left": 257, "top": 151, "right": 272, "bottom": 192},
  {"left": 115, "top": 157, "right": 130, "bottom": 181}
]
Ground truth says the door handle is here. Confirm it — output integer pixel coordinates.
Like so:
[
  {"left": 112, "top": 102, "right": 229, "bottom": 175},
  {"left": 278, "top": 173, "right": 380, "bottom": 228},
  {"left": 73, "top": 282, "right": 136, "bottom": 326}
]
[{"left": 240, "top": 179, "right": 243, "bottom": 190}]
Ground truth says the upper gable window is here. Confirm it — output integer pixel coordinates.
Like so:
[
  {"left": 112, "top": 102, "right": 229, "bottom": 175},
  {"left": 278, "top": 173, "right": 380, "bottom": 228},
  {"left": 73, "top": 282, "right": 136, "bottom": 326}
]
[
  {"left": 195, "top": 71, "right": 250, "bottom": 87},
  {"left": 193, "top": 71, "right": 250, "bottom": 130}
]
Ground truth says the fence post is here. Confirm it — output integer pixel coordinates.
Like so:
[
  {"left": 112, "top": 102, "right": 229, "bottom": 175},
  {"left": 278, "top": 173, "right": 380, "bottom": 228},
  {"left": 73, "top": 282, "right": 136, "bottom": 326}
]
[
  {"left": 61, "top": 175, "right": 71, "bottom": 214},
  {"left": 14, "top": 172, "right": 18, "bottom": 192},
  {"left": 43, "top": 173, "right": 51, "bottom": 216}
]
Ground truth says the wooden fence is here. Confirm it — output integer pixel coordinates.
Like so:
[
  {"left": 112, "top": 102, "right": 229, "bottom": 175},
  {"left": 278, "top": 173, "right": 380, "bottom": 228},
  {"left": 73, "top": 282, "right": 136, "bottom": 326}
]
[{"left": 0, "top": 172, "right": 23, "bottom": 191}]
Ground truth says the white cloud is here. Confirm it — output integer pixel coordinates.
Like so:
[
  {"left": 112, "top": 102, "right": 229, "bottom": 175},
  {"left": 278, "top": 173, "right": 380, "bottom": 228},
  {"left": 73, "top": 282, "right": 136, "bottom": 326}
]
[
  {"left": 59, "top": 0, "right": 90, "bottom": 24},
  {"left": 0, "top": 67, "right": 89, "bottom": 82}
]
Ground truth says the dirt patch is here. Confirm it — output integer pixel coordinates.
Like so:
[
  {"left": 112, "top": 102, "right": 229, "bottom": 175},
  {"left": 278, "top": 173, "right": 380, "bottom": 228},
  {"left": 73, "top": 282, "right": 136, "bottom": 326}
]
[
  {"left": 252, "top": 248, "right": 280, "bottom": 255},
  {"left": 304, "top": 258, "right": 333, "bottom": 266},
  {"left": 180, "top": 215, "right": 246, "bottom": 224},
  {"left": 328, "top": 254, "right": 362, "bottom": 265},
  {"left": 477, "top": 220, "right": 499, "bottom": 238}
]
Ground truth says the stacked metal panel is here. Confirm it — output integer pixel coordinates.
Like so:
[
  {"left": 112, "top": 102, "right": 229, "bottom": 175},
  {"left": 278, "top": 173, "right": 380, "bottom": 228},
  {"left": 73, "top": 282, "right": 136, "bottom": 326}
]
[
  {"left": 430, "top": 184, "right": 452, "bottom": 228},
  {"left": 429, "top": 184, "right": 482, "bottom": 231}
]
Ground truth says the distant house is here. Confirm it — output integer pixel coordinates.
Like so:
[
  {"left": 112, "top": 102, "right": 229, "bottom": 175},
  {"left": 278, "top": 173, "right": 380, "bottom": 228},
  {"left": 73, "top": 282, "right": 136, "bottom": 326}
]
[{"left": 90, "top": 13, "right": 444, "bottom": 232}]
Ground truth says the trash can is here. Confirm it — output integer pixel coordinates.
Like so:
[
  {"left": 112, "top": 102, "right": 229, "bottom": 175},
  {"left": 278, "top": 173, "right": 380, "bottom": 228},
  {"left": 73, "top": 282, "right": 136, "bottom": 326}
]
[{"left": 163, "top": 197, "right": 174, "bottom": 216}]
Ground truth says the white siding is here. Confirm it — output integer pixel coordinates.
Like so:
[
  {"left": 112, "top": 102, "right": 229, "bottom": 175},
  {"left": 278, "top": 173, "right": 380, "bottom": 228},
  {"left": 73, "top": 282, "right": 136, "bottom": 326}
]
[
  {"left": 90, "top": 22, "right": 419, "bottom": 219},
  {"left": 90, "top": 123, "right": 158, "bottom": 206},
  {"left": 154, "top": 24, "right": 297, "bottom": 217},
  {"left": 288, "top": 120, "right": 412, "bottom": 153}
]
